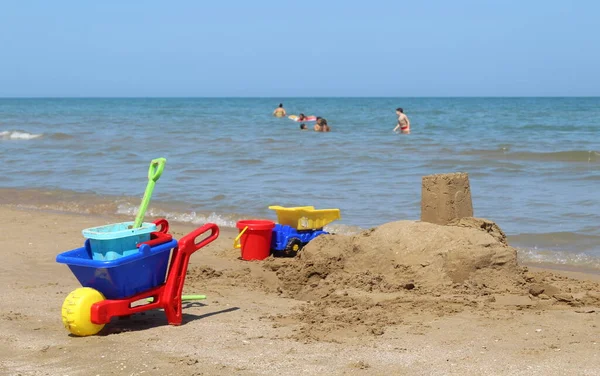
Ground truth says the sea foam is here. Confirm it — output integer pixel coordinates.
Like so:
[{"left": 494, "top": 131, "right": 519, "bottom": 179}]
[{"left": 0, "top": 130, "right": 43, "bottom": 140}]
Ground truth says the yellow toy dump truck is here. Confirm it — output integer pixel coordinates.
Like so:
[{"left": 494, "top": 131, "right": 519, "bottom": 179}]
[{"left": 268, "top": 205, "right": 341, "bottom": 255}]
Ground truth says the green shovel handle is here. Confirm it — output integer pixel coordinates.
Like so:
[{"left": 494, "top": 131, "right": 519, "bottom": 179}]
[
  {"left": 133, "top": 158, "right": 167, "bottom": 228},
  {"left": 148, "top": 158, "right": 166, "bottom": 182}
]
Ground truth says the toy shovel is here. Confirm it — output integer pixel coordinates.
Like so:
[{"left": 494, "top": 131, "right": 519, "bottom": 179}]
[
  {"left": 133, "top": 158, "right": 166, "bottom": 228},
  {"left": 146, "top": 294, "right": 206, "bottom": 303}
]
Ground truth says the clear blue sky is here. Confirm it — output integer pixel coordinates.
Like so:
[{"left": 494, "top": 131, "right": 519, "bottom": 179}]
[{"left": 1, "top": 1, "right": 598, "bottom": 97}]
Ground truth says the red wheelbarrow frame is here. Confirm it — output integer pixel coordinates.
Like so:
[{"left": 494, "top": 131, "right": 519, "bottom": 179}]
[
  {"left": 90, "top": 222, "right": 219, "bottom": 326},
  {"left": 136, "top": 218, "right": 173, "bottom": 248}
]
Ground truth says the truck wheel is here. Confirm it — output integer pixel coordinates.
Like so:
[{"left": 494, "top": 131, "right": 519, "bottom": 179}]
[{"left": 284, "top": 238, "right": 303, "bottom": 257}]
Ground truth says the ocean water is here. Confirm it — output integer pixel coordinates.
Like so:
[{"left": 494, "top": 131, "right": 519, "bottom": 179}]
[{"left": 1, "top": 97, "right": 599, "bottom": 268}]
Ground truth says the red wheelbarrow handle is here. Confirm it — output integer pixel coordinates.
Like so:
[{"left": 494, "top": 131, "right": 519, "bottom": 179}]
[
  {"left": 160, "top": 223, "right": 220, "bottom": 325},
  {"left": 178, "top": 223, "right": 220, "bottom": 254}
]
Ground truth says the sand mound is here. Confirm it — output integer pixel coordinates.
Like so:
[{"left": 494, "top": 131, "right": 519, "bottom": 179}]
[
  {"left": 448, "top": 217, "right": 508, "bottom": 245},
  {"left": 260, "top": 218, "right": 600, "bottom": 341},
  {"left": 270, "top": 219, "right": 518, "bottom": 300},
  {"left": 186, "top": 218, "right": 600, "bottom": 342}
]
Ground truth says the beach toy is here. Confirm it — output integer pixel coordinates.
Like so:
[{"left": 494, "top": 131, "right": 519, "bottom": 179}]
[
  {"left": 81, "top": 158, "right": 166, "bottom": 261},
  {"left": 234, "top": 220, "right": 275, "bottom": 261},
  {"left": 59, "top": 237, "right": 177, "bottom": 300},
  {"left": 82, "top": 221, "right": 157, "bottom": 261},
  {"left": 268, "top": 205, "right": 341, "bottom": 256},
  {"left": 289, "top": 115, "right": 317, "bottom": 122},
  {"left": 68, "top": 219, "right": 173, "bottom": 298},
  {"left": 133, "top": 157, "right": 166, "bottom": 228},
  {"left": 146, "top": 294, "right": 206, "bottom": 303},
  {"left": 57, "top": 220, "right": 220, "bottom": 336},
  {"left": 268, "top": 205, "right": 340, "bottom": 230},
  {"left": 82, "top": 218, "right": 170, "bottom": 261}
]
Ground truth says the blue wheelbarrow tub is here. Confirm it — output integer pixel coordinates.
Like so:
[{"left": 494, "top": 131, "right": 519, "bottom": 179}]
[{"left": 56, "top": 239, "right": 177, "bottom": 299}]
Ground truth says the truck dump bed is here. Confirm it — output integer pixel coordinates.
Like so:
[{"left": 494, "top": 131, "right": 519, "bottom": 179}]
[{"left": 268, "top": 205, "right": 341, "bottom": 230}]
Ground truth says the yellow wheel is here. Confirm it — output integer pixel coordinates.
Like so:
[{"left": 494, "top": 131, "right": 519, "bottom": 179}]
[
  {"left": 61, "top": 287, "right": 105, "bottom": 336},
  {"left": 284, "top": 238, "right": 302, "bottom": 257}
]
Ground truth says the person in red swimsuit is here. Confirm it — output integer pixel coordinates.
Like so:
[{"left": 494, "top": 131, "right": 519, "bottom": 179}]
[{"left": 393, "top": 108, "right": 411, "bottom": 134}]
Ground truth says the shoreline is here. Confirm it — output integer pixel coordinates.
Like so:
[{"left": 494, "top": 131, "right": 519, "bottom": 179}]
[
  {"left": 524, "top": 263, "right": 600, "bottom": 280},
  {"left": 2, "top": 201, "right": 598, "bottom": 275}
]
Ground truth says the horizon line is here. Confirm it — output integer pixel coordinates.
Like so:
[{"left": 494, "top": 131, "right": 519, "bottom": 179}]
[{"left": 1, "top": 95, "right": 600, "bottom": 99}]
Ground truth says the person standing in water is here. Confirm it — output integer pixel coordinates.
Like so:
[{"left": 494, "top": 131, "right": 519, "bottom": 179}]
[
  {"left": 273, "top": 103, "right": 286, "bottom": 117},
  {"left": 393, "top": 108, "right": 410, "bottom": 134}
]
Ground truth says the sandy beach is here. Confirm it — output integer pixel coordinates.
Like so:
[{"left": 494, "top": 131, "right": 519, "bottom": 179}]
[
  {"left": 2, "top": 0, "right": 599, "bottom": 374},
  {"left": 0, "top": 205, "right": 598, "bottom": 376}
]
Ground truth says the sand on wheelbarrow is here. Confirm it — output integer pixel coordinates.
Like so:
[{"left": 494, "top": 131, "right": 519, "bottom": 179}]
[{"left": 255, "top": 218, "right": 600, "bottom": 341}]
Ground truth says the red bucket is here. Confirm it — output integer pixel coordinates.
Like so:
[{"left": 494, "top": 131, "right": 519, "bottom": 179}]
[{"left": 234, "top": 220, "right": 275, "bottom": 261}]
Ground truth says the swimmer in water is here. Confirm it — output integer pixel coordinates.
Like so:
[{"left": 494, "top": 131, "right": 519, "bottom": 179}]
[
  {"left": 273, "top": 103, "right": 286, "bottom": 117},
  {"left": 300, "top": 123, "right": 308, "bottom": 130},
  {"left": 297, "top": 113, "right": 306, "bottom": 122},
  {"left": 314, "top": 117, "right": 330, "bottom": 132},
  {"left": 393, "top": 108, "right": 410, "bottom": 134}
]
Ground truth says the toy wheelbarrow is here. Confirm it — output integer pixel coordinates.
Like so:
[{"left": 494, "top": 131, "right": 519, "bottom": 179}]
[{"left": 56, "top": 220, "right": 219, "bottom": 336}]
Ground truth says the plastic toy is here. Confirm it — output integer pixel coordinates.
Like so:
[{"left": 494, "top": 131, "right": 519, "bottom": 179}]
[
  {"left": 82, "top": 220, "right": 158, "bottom": 261},
  {"left": 146, "top": 294, "right": 206, "bottom": 303},
  {"left": 268, "top": 206, "right": 341, "bottom": 255},
  {"left": 289, "top": 115, "right": 317, "bottom": 122},
  {"left": 233, "top": 219, "right": 276, "bottom": 261},
  {"left": 81, "top": 157, "right": 166, "bottom": 261},
  {"left": 134, "top": 157, "right": 166, "bottom": 228},
  {"left": 57, "top": 219, "right": 219, "bottom": 336}
]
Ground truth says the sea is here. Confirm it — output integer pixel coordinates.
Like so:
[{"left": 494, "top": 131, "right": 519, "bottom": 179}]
[{"left": 1, "top": 97, "right": 599, "bottom": 269}]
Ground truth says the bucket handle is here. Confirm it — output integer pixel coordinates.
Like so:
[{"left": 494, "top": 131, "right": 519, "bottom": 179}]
[{"left": 233, "top": 226, "right": 248, "bottom": 249}]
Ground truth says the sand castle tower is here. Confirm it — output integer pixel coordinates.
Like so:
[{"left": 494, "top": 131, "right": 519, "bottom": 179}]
[{"left": 421, "top": 172, "right": 474, "bottom": 225}]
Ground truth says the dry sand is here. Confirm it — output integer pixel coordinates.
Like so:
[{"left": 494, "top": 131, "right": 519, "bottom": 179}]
[{"left": 1, "top": 206, "right": 599, "bottom": 376}]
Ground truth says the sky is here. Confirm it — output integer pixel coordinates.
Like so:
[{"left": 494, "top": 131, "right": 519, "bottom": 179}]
[{"left": 0, "top": 0, "right": 599, "bottom": 97}]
